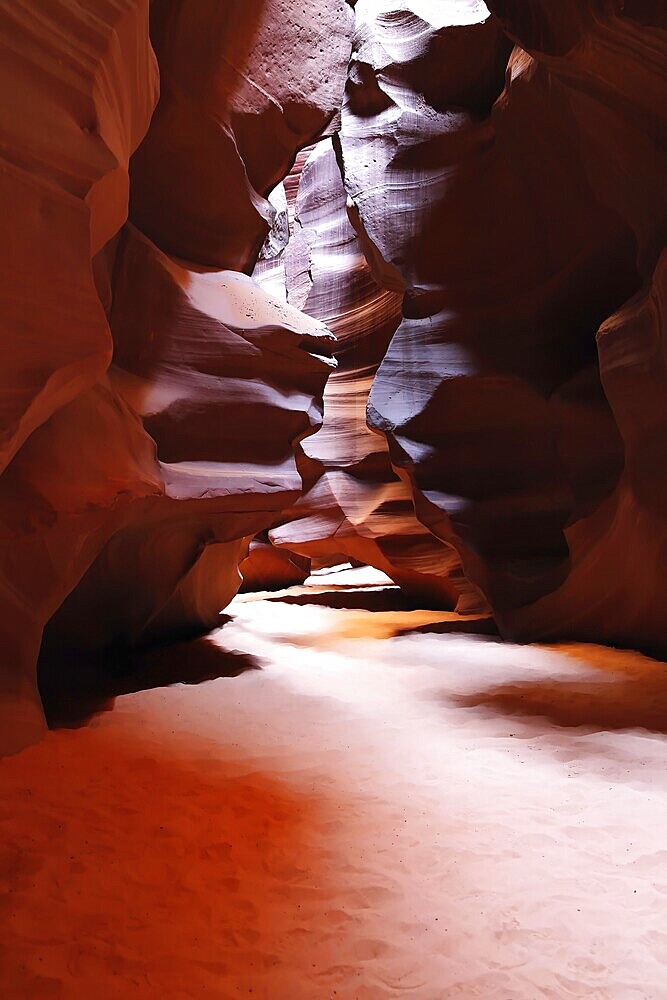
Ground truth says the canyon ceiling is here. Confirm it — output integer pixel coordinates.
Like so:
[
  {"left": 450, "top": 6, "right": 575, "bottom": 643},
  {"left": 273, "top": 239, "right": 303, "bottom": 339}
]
[{"left": 0, "top": 0, "right": 665, "bottom": 754}]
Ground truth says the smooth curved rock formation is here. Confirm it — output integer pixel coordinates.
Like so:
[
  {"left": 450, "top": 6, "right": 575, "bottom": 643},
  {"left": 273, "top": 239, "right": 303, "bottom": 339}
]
[
  {"left": 340, "top": 0, "right": 667, "bottom": 646},
  {"left": 0, "top": 0, "right": 158, "bottom": 474},
  {"left": 254, "top": 139, "right": 486, "bottom": 610},
  {"left": 130, "top": 0, "right": 354, "bottom": 271},
  {"left": 42, "top": 227, "right": 334, "bottom": 654},
  {"left": 0, "top": 377, "right": 162, "bottom": 752},
  {"left": 504, "top": 251, "right": 667, "bottom": 649},
  {"left": 2, "top": 0, "right": 666, "bottom": 755},
  {"left": 239, "top": 538, "right": 311, "bottom": 593},
  {"left": 0, "top": 0, "right": 345, "bottom": 754},
  {"left": 0, "top": 0, "right": 159, "bottom": 752}
]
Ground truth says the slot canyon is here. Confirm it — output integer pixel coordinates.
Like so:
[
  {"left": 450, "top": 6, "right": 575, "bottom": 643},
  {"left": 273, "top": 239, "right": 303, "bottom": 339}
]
[{"left": 0, "top": 0, "right": 666, "bottom": 996}]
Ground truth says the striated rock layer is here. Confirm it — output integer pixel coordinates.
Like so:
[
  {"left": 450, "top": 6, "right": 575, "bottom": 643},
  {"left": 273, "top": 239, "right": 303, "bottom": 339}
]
[
  {"left": 0, "top": 0, "right": 352, "bottom": 754},
  {"left": 340, "top": 0, "right": 667, "bottom": 648},
  {"left": 238, "top": 538, "right": 312, "bottom": 594},
  {"left": 254, "top": 139, "right": 486, "bottom": 610},
  {"left": 0, "top": 0, "right": 159, "bottom": 752},
  {"left": 2, "top": 0, "right": 666, "bottom": 755},
  {"left": 42, "top": 226, "right": 334, "bottom": 656},
  {"left": 130, "top": 0, "right": 354, "bottom": 271}
]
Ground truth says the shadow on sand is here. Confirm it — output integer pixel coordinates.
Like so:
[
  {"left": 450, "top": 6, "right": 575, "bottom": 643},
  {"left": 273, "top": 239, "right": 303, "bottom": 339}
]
[
  {"left": 268, "top": 588, "right": 412, "bottom": 612},
  {"left": 267, "top": 587, "right": 457, "bottom": 613},
  {"left": 38, "top": 632, "right": 261, "bottom": 730},
  {"left": 453, "top": 645, "right": 667, "bottom": 735},
  {"left": 397, "top": 617, "right": 499, "bottom": 638}
]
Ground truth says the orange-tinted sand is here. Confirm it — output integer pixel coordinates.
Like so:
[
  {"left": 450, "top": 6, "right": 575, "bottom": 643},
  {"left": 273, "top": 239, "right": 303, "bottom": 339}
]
[{"left": 1, "top": 568, "right": 666, "bottom": 998}]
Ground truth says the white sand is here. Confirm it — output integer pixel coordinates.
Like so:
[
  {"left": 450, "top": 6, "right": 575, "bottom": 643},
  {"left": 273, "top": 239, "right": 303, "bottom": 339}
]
[{"left": 1, "top": 570, "right": 666, "bottom": 998}]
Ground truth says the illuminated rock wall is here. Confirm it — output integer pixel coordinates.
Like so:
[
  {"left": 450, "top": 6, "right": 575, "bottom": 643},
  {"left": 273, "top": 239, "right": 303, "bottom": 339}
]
[{"left": 0, "top": 0, "right": 352, "bottom": 753}]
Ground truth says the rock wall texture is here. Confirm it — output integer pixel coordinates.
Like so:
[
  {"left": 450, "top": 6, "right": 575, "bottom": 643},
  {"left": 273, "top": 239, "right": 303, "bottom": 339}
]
[
  {"left": 255, "top": 139, "right": 487, "bottom": 611},
  {"left": 339, "top": 0, "right": 667, "bottom": 649},
  {"left": 130, "top": 0, "right": 354, "bottom": 271},
  {"left": 0, "top": 0, "right": 352, "bottom": 754},
  {"left": 0, "top": 0, "right": 159, "bottom": 752},
  {"left": 1, "top": 0, "right": 666, "bottom": 752},
  {"left": 238, "top": 538, "right": 312, "bottom": 594}
]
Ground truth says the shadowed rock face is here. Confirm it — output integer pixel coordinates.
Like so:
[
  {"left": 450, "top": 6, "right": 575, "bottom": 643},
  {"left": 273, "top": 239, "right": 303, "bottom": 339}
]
[
  {"left": 0, "top": 0, "right": 160, "bottom": 752},
  {"left": 1, "top": 0, "right": 666, "bottom": 754},
  {"left": 0, "top": 0, "right": 351, "bottom": 754},
  {"left": 239, "top": 539, "right": 312, "bottom": 594},
  {"left": 339, "top": 0, "right": 667, "bottom": 648},
  {"left": 507, "top": 252, "right": 667, "bottom": 650}
]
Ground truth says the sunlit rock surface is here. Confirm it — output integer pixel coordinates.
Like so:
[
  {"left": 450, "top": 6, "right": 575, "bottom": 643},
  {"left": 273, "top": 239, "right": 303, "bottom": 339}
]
[
  {"left": 130, "top": 0, "right": 354, "bottom": 271},
  {"left": 42, "top": 226, "right": 334, "bottom": 661},
  {"left": 2, "top": 0, "right": 667, "bottom": 755},
  {"left": 255, "top": 140, "right": 487, "bottom": 611},
  {"left": 340, "top": 0, "right": 667, "bottom": 647},
  {"left": 0, "top": 1, "right": 343, "bottom": 754}
]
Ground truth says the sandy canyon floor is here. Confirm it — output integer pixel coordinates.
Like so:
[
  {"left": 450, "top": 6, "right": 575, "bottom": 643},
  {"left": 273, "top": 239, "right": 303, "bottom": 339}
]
[{"left": 1, "top": 567, "right": 666, "bottom": 999}]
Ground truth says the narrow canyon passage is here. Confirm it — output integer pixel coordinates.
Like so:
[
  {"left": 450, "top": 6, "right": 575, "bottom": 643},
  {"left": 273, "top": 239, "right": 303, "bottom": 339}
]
[
  {"left": 2, "top": 569, "right": 666, "bottom": 999},
  {"left": 1, "top": 3, "right": 666, "bottom": 997}
]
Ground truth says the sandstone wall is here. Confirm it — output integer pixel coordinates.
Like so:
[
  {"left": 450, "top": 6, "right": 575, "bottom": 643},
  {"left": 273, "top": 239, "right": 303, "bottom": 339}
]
[{"left": 0, "top": 0, "right": 353, "bottom": 753}]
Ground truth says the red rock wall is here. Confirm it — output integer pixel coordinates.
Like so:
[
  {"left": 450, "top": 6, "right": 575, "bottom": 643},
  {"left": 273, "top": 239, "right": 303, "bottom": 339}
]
[
  {"left": 0, "top": 0, "right": 160, "bottom": 752},
  {"left": 2, "top": 0, "right": 665, "bottom": 755},
  {"left": 42, "top": 227, "right": 335, "bottom": 655},
  {"left": 130, "top": 0, "right": 354, "bottom": 271},
  {"left": 239, "top": 539, "right": 312, "bottom": 594},
  {"left": 0, "top": 0, "right": 353, "bottom": 754}
]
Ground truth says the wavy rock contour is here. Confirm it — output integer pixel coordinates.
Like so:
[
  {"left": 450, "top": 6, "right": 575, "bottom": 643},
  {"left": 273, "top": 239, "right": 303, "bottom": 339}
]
[{"left": 340, "top": 0, "right": 667, "bottom": 646}]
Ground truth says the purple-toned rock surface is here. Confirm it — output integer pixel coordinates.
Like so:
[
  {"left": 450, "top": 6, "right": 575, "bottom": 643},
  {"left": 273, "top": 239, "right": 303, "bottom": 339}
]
[
  {"left": 1, "top": 0, "right": 666, "bottom": 756},
  {"left": 339, "top": 0, "right": 667, "bottom": 647},
  {"left": 255, "top": 139, "right": 486, "bottom": 611},
  {"left": 130, "top": 0, "right": 354, "bottom": 271}
]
